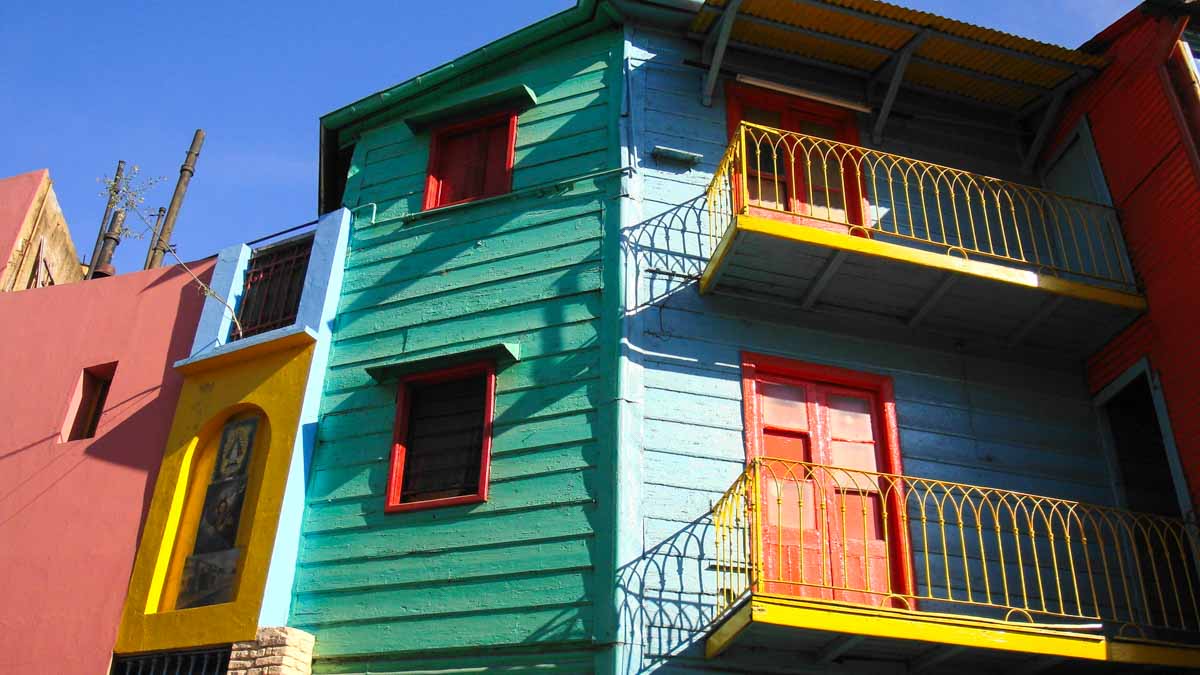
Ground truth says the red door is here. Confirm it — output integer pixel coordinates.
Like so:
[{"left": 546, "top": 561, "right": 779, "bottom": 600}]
[
  {"left": 745, "top": 358, "right": 909, "bottom": 607},
  {"left": 727, "top": 83, "right": 868, "bottom": 235}
]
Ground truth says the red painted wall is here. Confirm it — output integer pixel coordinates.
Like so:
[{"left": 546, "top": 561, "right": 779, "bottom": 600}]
[
  {"left": 1050, "top": 7, "right": 1200, "bottom": 507},
  {"left": 0, "top": 260, "right": 213, "bottom": 674}
]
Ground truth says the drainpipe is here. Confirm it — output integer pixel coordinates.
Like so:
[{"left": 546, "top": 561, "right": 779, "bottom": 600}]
[
  {"left": 91, "top": 209, "right": 125, "bottom": 279},
  {"left": 148, "top": 129, "right": 204, "bottom": 268},
  {"left": 86, "top": 160, "right": 124, "bottom": 279},
  {"left": 143, "top": 206, "right": 166, "bottom": 270}
]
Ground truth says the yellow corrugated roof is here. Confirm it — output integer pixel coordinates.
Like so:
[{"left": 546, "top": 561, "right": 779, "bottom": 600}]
[{"left": 692, "top": 0, "right": 1107, "bottom": 110}]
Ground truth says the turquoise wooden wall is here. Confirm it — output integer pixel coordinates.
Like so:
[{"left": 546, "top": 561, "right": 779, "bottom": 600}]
[
  {"left": 293, "top": 27, "right": 625, "bottom": 673},
  {"left": 615, "top": 27, "right": 1114, "bottom": 673}
]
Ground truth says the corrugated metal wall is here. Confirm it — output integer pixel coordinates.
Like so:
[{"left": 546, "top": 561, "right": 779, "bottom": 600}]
[{"left": 1051, "top": 11, "right": 1200, "bottom": 508}]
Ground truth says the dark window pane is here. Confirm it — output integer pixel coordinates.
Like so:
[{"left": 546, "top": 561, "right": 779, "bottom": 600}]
[{"left": 401, "top": 375, "right": 486, "bottom": 503}]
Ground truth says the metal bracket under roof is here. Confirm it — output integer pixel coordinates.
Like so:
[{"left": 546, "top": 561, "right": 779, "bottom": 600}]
[
  {"left": 704, "top": 9, "right": 1047, "bottom": 99},
  {"left": 872, "top": 30, "right": 929, "bottom": 144},
  {"left": 701, "top": 0, "right": 742, "bottom": 107},
  {"left": 692, "top": 0, "right": 1098, "bottom": 116},
  {"left": 1020, "top": 72, "right": 1088, "bottom": 172}
]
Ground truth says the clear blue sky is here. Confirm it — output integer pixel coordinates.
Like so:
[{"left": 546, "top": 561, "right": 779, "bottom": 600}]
[{"left": 1, "top": 0, "right": 1135, "bottom": 274}]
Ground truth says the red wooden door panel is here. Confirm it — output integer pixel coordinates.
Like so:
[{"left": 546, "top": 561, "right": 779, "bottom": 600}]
[
  {"left": 747, "top": 365, "right": 906, "bottom": 608},
  {"left": 820, "top": 387, "right": 890, "bottom": 605},
  {"left": 756, "top": 379, "right": 830, "bottom": 599}
]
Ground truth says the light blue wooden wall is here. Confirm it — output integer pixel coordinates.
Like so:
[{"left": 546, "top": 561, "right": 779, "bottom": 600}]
[
  {"left": 616, "top": 26, "right": 1112, "bottom": 674},
  {"left": 294, "top": 28, "right": 624, "bottom": 674}
]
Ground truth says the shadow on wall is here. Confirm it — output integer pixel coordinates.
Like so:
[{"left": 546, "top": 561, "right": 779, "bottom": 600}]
[
  {"left": 311, "top": 184, "right": 611, "bottom": 502},
  {"left": 0, "top": 269, "right": 210, "bottom": 537},
  {"left": 617, "top": 515, "right": 716, "bottom": 673},
  {"left": 621, "top": 195, "right": 708, "bottom": 313},
  {"left": 617, "top": 175, "right": 738, "bottom": 673}
]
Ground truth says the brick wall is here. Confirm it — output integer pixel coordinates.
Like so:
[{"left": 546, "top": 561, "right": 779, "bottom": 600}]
[{"left": 228, "top": 627, "right": 314, "bottom": 675}]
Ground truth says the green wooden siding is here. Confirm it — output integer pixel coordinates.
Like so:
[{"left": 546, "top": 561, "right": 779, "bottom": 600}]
[{"left": 294, "top": 28, "right": 623, "bottom": 673}]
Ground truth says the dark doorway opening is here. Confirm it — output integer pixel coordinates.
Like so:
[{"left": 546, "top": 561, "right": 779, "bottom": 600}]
[{"left": 1102, "top": 373, "right": 1181, "bottom": 517}]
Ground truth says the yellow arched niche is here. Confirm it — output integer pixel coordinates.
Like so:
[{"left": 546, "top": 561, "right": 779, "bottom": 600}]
[
  {"left": 154, "top": 406, "right": 270, "bottom": 613},
  {"left": 116, "top": 336, "right": 314, "bottom": 654}
]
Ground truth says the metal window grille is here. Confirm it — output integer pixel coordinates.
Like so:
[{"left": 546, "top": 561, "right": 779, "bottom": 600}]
[
  {"left": 111, "top": 646, "right": 231, "bottom": 675},
  {"left": 232, "top": 233, "right": 313, "bottom": 340}
]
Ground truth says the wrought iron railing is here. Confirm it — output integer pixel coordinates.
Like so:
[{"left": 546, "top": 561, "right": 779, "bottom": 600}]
[
  {"left": 111, "top": 646, "right": 232, "bottom": 675},
  {"left": 705, "top": 123, "right": 1136, "bottom": 290},
  {"left": 713, "top": 458, "right": 1200, "bottom": 641}
]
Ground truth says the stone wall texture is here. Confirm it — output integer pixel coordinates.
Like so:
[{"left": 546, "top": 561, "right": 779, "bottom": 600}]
[{"left": 228, "top": 627, "right": 314, "bottom": 675}]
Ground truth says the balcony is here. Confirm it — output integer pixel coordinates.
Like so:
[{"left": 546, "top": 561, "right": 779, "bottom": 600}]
[
  {"left": 708, "top": 458, "right": 1200, "bottom": 669},
  {"left": 702, "top": 123, "right": 1146, "bottom": 358}
]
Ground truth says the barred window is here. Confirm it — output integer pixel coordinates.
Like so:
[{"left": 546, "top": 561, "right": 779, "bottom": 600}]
[
  {"left": 111, "top": 646, "right": 232, "bottom": 675},
  {"left": 232, "top": 233, "right": 312, "bottom": 340},
  {"left": 386, "top": 362, "right": 495, "bottom": 512}
]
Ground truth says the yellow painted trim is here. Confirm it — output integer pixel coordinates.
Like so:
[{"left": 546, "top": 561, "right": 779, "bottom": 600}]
[
  {"left": 175, "top": 327, "right": 316, "bottom": 375},
  {"left": 699, "top": 219, "right": 741, "bottom": 295},
  {"left": 747, "top": 594, "right": 1107, "bottom": 661},
  {"left": 1108, "top": 639, "right": 1200, "bottom": 668},
  {"left": 115, "top": 342, "right": 315, "bottom": 654},
  {"left": 706, "top": 601, "right": 754, "bottom": 659},
  {"left": 707, "top": 592, "right": 1200, "bottom": 667},
  {"left": 725, "top": 215, "right": 1147, "bottom": 311}
]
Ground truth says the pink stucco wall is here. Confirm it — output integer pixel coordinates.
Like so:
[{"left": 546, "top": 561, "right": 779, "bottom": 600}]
[{"left": 0, "top": 259, "right": 214, "bottom": 674}]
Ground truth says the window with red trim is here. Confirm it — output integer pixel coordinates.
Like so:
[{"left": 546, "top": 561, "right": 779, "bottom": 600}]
[
  {"left": 726, "top": 82, "right": 867, "bottom": 231},
  {"left": 386, "top": 361, "right": 496, "bottom": 512},
  {"left": 422, "top": 111, "right": 517, "bottom": 210}
]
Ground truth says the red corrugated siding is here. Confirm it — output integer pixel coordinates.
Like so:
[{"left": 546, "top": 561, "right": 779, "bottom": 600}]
[
  {"left": 1085, "top": 318, "right": 1154, "bottom": 392},
  {"left": 1091, "top": 66, "right": 1181, "bottom": 204},
  {"left": 1054, "top": 11, "right": 1200, "bottom": 506}
]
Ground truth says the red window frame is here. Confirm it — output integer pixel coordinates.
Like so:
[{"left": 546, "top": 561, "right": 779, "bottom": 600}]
[
  {"left": 726, "top": 82, "right": 869, "bottom": 232},
  {"left": 740, "top": 351, "right": 915, "bottom": 601},
  {"left": 386, "top": 360, "right": 496, "bottom": 513},
  {"left": 740, "top": 352, "right": 901, "bottom": 466},
  {"left": 421, "top": 110, "right": 518, "bottom": 210}
]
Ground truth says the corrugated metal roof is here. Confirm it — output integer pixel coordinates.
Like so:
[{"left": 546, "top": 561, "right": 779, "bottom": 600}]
[{"left": 692, "top": 0, "right": 1108, "bottom": 110}]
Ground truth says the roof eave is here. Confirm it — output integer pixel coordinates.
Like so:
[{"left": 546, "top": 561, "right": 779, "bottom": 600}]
[{"left": 321, "top": 0, "right": 602, "bottom": 133}]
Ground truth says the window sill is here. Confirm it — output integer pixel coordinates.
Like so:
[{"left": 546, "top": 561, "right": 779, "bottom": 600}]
[
  {"left": 175, "top": 325, "right": 317, "bottom": 375},
  {"left": 396, "top": 167, "right": 630, "bottom": 226},
  {"left": 385, "top": 493, "right": 486, "bottom": 513}
]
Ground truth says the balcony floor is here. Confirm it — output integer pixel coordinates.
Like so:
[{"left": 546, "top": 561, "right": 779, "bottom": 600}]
[
  {"left": 700, "top": 215, "right": 1146, "bottom": 360},
  {"left": 708, "top": 593, "right": 1200, "bottom": 673}
]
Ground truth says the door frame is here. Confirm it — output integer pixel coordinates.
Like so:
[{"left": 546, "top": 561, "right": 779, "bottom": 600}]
[
  {"left": 725, "top": 82, "right": 869, "bottom": 229},
  {"left": 1093, "top": 356, "right": 1192, "bottom": 516},
  {"left": 740, "top": 352, "right": 914, "bottom": 601},
  {"left": 740, "top": 352, "right": 902, "bottom": 470}
]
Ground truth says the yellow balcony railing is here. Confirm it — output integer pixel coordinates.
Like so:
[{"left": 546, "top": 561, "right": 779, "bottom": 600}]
[
  {"left": 706, "top": 123, "right": 1136, "bottom": 290},
  {"left": 713, "top": 458, "right": 1200, "bottom": 642}
]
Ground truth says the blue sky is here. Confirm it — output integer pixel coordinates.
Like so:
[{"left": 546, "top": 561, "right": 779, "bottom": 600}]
[{"left": 1, "top": 0, "right": 1135, "bottom": 274}]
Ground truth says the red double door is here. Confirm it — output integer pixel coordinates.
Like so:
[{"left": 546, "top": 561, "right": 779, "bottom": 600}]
[{"left": 747, "top": 367, "right": 910, "bottom": 606}]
